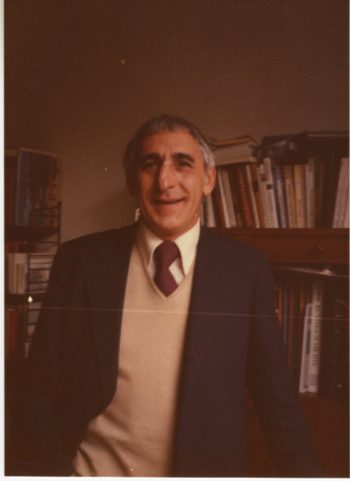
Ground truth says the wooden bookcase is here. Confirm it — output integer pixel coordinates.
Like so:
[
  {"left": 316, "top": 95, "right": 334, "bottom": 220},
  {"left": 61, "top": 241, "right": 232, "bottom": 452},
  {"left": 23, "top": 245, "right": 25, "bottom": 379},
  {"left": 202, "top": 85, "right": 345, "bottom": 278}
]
[
  {"left": 5, "top": 213, "right": 61, "bottom": 475},
  {"left": 220, "top": 227, "right": 349, "bottom": 477}
]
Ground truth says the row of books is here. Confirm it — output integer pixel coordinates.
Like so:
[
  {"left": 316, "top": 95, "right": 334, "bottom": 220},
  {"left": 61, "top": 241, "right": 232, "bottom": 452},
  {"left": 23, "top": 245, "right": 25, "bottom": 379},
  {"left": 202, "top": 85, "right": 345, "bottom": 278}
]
[
  {"left": 274, "top": 267, "right": 349, "bottom": 399},
  {"left": 6, "top": 241, "right": 54, "bottom": 295},
  {"left": 5, "top": 148, "right": 61, "bottom": 227},
  {"left": 5, "top": 302, "right": 41, "bottom": 360},
  {"left": 202, "top": 131, "right": 349, "bottom": 228}
]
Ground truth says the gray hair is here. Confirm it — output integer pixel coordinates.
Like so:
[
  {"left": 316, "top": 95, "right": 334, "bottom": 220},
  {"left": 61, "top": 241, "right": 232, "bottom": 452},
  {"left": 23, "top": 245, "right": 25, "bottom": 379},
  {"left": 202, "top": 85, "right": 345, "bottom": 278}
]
[{"left": 123, "top": 114, "right": 215, "bottom": 187}]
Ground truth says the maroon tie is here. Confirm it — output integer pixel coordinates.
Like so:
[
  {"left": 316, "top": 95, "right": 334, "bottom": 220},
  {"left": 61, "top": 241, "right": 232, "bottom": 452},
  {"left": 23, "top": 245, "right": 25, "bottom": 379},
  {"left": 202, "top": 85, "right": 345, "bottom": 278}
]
[{"left": 154, "top": 241, "right": 180, "bottom": 296}]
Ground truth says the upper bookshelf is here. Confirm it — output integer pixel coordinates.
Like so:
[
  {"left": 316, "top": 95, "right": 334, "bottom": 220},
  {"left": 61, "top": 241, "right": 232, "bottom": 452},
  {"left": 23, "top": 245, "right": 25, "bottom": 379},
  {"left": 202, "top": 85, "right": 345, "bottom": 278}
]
[{"left": 204, "top": 130, "right": 349, "bottom": 231}]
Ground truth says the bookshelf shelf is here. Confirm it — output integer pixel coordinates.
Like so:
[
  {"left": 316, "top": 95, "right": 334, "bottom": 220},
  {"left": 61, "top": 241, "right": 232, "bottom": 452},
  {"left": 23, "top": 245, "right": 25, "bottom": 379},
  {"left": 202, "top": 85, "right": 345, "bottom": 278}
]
[
  {"left": 5, "top": 225, "right": 60, "bottom": 242},
  {"left": 216, "top": 227, "right": 349, "bottom": 264},
  {"left": 5, "top": 293, "right": 46, "bottom": 305}
]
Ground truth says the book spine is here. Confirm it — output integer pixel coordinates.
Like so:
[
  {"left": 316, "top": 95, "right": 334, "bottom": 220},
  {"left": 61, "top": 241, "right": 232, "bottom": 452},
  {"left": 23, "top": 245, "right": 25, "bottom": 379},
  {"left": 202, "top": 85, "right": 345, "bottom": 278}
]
[
  {"left": 314, "top": 157, "right": 325, "bottom": 227},
  {"left": 217, "top": 169, "right": 231, "bottom": 228},
  {"left": 293, "top": 164, "right": 307, "bottom": 228},
  {"left": 263, "top": 158, "right": 279, "bottom": 227},
  {"left": 320, "top": 155, "right": 342, "bottom": 227},
  {"left": 258, "top": 163, "right": 272, "bottom": 227},
  {"left": 273, "top": 164, "right": 288, "bottom": 228},
  {"left": 245, "top": 164, "right": 260, "bottom": 227},
  {"left": 203, "top": 194, "right": 216, "bottom": 227},
  {"left": 235, "top": 165, "right": 254, "bottom": 227},
  {"left": 332, "top": 157, "right": 349, "bottom": 227},
  {"left": 305, "top": 158, "right": 316, "bottom": 228},
  {"left": 282, "top": 165, "right": 297, "bottom": 228},
  {"left": 220, "top": 168, "right": 237, "bottom": 227},
  {"left": 299, "top": 302, "right": 312, "bottom": 393},
  {"left": 250, "top": 164, "right": 265, "bottom": 227},
  {"left": 307, "top": 280, "right": 323, "bottom": 393}
]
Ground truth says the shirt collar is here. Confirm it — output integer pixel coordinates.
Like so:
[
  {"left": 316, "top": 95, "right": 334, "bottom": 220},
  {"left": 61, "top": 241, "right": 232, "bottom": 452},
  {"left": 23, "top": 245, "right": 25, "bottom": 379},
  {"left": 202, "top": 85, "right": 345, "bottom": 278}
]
[{"left": 136, "top": 220, "right": 200, "bottom": 275}]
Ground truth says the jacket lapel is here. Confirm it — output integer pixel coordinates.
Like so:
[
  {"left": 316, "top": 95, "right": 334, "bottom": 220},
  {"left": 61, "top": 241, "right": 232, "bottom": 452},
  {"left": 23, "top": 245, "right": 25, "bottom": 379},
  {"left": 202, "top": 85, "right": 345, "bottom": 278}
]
[
  {"left": 87, "top": 224, "right": 137, "bottom": 402},
  {"left": 177, "top": 227, "right": 234, "bottom": 406}
]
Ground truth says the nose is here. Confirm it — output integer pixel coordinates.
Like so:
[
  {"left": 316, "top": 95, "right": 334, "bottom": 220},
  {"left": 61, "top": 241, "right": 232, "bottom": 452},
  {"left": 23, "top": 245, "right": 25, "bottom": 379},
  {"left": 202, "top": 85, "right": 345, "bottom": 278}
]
[{"left": 157, "top": 161, "right": 177, "bottom": 190}]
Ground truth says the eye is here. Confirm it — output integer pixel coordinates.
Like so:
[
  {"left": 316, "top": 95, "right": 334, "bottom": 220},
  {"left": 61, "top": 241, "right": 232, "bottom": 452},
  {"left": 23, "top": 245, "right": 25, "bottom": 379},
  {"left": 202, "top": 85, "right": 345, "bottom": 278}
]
[
  {"left": 140, "top": 159, "right": 158, "bottom": 171},
  {"left": 176, "top": 156, "right": 193, "bottom": 168}
]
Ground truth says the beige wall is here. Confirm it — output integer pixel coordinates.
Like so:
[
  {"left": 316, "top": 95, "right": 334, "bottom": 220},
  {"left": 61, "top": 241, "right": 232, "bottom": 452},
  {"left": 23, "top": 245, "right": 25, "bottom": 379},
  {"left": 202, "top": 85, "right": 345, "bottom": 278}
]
[{"left": 5, "top": 0, "right": 349, "bottom": 241}]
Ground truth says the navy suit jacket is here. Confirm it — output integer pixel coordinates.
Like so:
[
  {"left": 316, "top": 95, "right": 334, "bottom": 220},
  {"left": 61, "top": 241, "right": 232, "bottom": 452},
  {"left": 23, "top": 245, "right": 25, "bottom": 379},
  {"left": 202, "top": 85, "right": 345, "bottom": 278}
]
[{"left": 19, "top": 224, "right": 322, "bottom": 476}]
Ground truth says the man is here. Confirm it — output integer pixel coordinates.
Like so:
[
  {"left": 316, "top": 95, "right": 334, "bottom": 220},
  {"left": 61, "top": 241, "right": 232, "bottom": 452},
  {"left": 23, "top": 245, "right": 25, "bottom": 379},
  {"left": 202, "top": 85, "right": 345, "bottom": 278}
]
[{"left": 19, "top": 115, "right": 321, "bottom": 476}]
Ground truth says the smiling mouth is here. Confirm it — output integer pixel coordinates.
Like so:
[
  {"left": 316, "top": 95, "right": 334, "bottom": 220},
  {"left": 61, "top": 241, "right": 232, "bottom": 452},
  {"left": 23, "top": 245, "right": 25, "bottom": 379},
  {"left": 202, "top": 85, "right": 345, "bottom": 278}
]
[{"left": 153, "top": 198, "right": 184, "bottom": 205}]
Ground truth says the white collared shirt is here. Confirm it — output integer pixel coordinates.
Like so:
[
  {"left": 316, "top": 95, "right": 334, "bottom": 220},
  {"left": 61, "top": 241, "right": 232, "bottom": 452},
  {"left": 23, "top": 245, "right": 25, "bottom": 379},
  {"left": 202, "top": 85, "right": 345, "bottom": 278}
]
[{"left": 136, "top": 221, "right": 200, "bottom": 284}]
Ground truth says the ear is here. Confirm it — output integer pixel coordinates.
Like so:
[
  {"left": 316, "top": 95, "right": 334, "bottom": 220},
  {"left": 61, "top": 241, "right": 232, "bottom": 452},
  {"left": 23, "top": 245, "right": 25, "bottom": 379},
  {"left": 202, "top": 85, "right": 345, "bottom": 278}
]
[
  {"left": 202, "top": 166, "right": 216, "bottom": 197},
  {"left": 127, "top": 174, "right": 137, "bottom": 197}
]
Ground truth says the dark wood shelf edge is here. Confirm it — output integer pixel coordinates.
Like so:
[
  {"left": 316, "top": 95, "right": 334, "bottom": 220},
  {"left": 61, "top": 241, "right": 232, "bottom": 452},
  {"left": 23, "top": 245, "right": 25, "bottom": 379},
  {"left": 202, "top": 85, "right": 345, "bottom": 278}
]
[
  {"left": 213, "top": 227, "right": 349, "bottom": 264},
  {"left": 215, "top": 227, "right": 349, "bottom": 237},
  {"left": 5, "top": 225, "right": 60, "bottom": 242}
]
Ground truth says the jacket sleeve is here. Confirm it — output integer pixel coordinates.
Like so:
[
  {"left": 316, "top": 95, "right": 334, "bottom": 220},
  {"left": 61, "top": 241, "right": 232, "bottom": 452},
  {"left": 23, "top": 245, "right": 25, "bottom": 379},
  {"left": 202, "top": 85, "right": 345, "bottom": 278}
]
[
  {"left": 13, "top": 244, "right": 75, "bottom": 476},
  {"left": 247, "top": 254, "right": 323, "bottom": 477}
]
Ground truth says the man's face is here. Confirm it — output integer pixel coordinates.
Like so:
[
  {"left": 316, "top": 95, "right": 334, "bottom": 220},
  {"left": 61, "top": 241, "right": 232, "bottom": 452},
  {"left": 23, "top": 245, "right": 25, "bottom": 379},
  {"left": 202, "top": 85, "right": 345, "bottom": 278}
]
[{"left": 130, "top": 130, "right": 216, "bottom": 240}]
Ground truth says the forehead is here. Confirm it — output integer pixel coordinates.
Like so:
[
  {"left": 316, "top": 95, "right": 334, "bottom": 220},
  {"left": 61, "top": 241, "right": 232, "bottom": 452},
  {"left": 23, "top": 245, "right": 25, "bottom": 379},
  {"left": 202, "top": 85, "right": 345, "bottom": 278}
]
[{"left": 138, "top": 130, "right": 203, "bottom": 158}]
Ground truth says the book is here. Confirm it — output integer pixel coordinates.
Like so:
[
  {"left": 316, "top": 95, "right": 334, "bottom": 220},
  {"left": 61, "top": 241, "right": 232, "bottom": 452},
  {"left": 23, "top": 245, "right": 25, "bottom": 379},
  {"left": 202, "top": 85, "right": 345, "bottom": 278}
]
[
  {"left": 211, "top": 135, "right": 257, "bottom": 166},
  {"left": 305, "top": 158, "right": 316, "bottom": 227},
  {"left": 272, "top": 164, "right": 288, "bottom": 228},
  {"left": 229, "top": 165, "right": 255, "bottom": 227},
  {"left": 250, "top": 164, "right": 265, "bottom": 227},
  {"left": 263, "top": 158, "right": 279, "bottom": 227},
  {"left": 202, "top": 194, "right": 216, "bottom": 227},
  {"left": 319, "top": 281, "right": 349, "bottom": 399},
  {"left": 299, "top": 302, "right": 312, "bottom": 393},
  {"left": 332, "top": 157, "right": 349, "bottom": 228},
  {"left": 293, "top": 163, "right": 307, "bottom": 228},
  {"left": 244, "top": 165, "right": 260, "bottom": 227},
  {"left": 282, "top": 164, "right": 297, "bottom": 228},
  {"left": 220, "top": 168, "right": 237, "bottom": 227},
  {"left": 306, "top": 281, "right": 323, "bottom": 393},
  {"left": 258, "top": 163, "right": 272, "bottom": 227},
  {"left": 6, "top": 251, "right": 54, "bottom": 294},
  {"left": 216, "top": 169, "right": 231, "bottom": 228}
]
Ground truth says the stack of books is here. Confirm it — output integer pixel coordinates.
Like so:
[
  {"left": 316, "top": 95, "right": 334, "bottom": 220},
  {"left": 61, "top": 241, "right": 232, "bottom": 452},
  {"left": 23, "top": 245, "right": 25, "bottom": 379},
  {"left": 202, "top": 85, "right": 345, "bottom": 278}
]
[
  {"left": 6, "top": 241, "right": 54, "bottom": 295},
  {"left": 5, "top": 302, "right": 42, "bottom": 360},
  {"left": 202, "top": 131, "right": 349, "bottom": 228}
]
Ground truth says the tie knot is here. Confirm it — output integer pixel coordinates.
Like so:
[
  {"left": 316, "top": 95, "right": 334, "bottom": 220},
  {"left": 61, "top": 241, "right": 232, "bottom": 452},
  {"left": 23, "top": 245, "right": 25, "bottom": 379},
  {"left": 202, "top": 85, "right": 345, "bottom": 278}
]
[{"left": 154, "top": 241, "right": 180, "bottom": 270}]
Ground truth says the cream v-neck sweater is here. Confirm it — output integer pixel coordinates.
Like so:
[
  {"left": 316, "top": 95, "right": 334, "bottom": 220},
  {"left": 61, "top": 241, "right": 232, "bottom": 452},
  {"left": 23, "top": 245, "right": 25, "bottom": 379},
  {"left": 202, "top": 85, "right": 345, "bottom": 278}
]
[{"left": 72, "top": 242, "right": 195, "bottom": 477}]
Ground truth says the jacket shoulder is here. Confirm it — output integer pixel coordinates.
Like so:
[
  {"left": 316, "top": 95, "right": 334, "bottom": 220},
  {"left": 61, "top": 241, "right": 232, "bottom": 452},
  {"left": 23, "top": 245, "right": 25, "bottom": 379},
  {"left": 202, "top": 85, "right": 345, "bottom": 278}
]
[{"left": 58, "top": 224, "right": 137, "bottom": 255}]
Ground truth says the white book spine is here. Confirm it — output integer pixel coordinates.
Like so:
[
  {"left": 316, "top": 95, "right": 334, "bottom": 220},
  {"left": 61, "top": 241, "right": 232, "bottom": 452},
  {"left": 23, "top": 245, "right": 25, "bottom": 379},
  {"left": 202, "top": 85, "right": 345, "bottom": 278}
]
[
  {"left": 263, "top": 158, "right": 279, "bottom": 227},
  {"left": 217, "top": 169, "right": 231, "bottom": 228},
  {"left": 220, "top": 168, "right": 237, "bottom": 227},
  {"left": 7, "top": 253, "right": 28, "bottom": 294},
  {"left": 333, "top": 157, "right": 349, "bottom": 227},
  {"left": 203, "top": 194, "right": 216, "bottom": 228},
  {"left": 299, "top": 302, "right": 312, "bottom": 393},
  {"left": 307, "top": 281, "right": 323, "bottom": 393}
]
